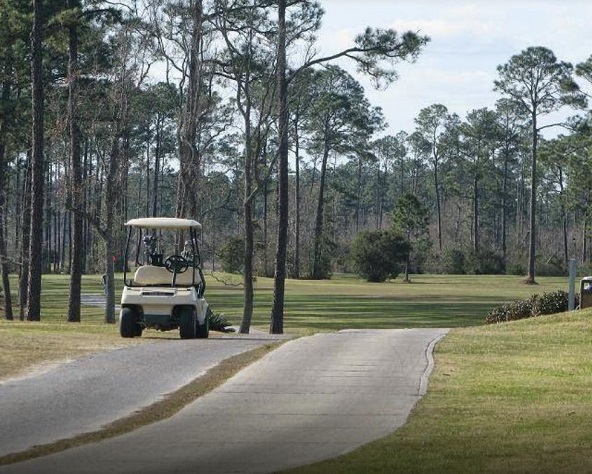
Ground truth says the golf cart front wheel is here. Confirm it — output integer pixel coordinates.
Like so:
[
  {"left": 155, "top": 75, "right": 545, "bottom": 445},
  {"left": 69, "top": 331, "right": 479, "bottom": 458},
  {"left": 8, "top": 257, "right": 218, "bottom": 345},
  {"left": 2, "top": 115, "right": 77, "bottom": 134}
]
[
  {"left": 120, "top": 308, "right": 138, "bottom": 338},
  {"left": 179, "top": 307, "right": 197, "bottom": 339}
]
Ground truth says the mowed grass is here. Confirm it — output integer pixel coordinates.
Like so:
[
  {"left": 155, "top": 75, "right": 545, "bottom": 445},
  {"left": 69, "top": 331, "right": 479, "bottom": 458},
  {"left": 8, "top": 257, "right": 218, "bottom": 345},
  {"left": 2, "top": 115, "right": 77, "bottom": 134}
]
[
  {"left": 205, "top": 273, "right": 571, "bottom": 331},
  {"left": 289, "top": 310, "right": 592, "bottom": 473},
  {"left": 0, "top": 275, "right": 145, "bottom": 381},
  {"left": 0, "top": 273, "right": 571, "bottom": 381}
]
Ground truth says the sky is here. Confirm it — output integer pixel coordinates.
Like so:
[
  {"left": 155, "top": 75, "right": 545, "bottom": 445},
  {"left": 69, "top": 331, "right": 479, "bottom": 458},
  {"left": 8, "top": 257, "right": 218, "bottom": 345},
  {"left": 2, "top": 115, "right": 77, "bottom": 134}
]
[{"left": 314, "top": 0, "right": 592, "bottom": 136}]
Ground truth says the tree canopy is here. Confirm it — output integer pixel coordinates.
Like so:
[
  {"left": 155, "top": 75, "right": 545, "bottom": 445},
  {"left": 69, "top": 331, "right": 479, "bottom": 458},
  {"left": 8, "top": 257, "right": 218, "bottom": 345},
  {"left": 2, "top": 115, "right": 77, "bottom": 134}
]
[{"left": 2, "top": 2, "right": 592, "bottom": 331}]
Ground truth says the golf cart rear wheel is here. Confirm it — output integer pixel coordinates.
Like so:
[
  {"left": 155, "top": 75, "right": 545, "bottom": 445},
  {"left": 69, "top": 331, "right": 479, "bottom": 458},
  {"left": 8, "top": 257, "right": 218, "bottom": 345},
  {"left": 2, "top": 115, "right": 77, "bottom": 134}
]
[
  {"left": 179, "top": 307, "right": 197, "bottom": 339},
  {"left": 120, "top": 308, "right": 138, "bottom": 338},
  {"left": 197, "top": 316, "right": 209, "bottom": 339}
]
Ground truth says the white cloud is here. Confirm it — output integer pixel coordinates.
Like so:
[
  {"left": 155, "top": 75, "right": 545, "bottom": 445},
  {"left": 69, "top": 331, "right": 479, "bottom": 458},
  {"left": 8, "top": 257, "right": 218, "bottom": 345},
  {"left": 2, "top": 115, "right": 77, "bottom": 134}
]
[{"left": 315, "top": 1, "right": 592, "bottom": 135}]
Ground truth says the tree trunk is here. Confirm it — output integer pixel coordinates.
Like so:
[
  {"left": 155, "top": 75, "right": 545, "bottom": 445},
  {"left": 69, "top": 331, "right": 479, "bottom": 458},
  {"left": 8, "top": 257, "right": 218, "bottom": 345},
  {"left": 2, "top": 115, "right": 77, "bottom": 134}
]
[
  {"left": 562, "top": 210, "right": 568, "bottom": 263},
  {"left": 26, "top": 0, "right": 45, "bottom": 321},
  {"left": 67, "top": 2, "right": 83, "bottom": 322},
  {"left": 583, "top": 216, "right": 588, "bottom": 264},
  {"left": 152, "top": 123, "right": 162, "bottom": 217},
  {"left": 526, "top": 113, "right": 537, "bottom": 284},
  {"left": 501, "top": 145, "right": 509, "bottom": 271},
  {"left": 104, "top": 235, "right": 116, "bottom": 324},
  {"left": 263, "top": 179, "right": 269, "bottom": 274},
  {"left": 433, "top": 156, "right": 443, "bottom": 252},
  {"left": 0, "top": 55, "right": 13, "bottom": 320},
  {"left": 19, "top": 153, "right": 31, "bottom": 320},
  {"left": 176, "top": 0, "right": 203, "bottom": 219},
  {"left": 404, "top": 252, "right": 410, "bottom": 283},
  {"left": 103, "top": 137, "right": 120, "bottom": 324},
  {"left": 312, "top": 139, "right": 330, "bottom": 279},
  {"left": 294, "top": 121, "right": 301, "bottom": 279},
  {"left": 240, "top": 125, "right": 255, "bottom": 334},
  {"left": 473, "top": 175, "right": 479, "bottom": 254},
  {"left": 355, "top": 156, "right": 362, "bottom": 233},
  {"left": 270, "top": 0, "right": 288, "bottom": 334},
  {"left": 0, "top": 144, "right": 12, "bottom": 320}
]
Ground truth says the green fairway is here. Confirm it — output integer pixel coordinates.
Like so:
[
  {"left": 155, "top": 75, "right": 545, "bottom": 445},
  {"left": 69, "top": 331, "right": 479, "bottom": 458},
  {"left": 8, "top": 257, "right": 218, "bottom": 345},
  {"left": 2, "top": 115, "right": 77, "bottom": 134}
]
[
  {"left": 205, "top": 273, "right": 571, "bottom": 331},
  {"left": 3, "top": 273, "right": 570, "bottom": 330}
]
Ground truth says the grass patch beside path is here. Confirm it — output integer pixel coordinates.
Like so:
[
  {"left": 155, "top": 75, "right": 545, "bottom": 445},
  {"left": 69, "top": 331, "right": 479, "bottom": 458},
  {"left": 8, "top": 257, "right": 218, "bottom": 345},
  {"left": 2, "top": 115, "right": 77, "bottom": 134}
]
[
  {"left": 289, "top": 311, "right": 592, "bottom": 473},
  {"left": 0, "top": 342, "right": 282, "bottom": 467},
  {"left": 0, "top": 322, "right": 148, "bottom": 381}
]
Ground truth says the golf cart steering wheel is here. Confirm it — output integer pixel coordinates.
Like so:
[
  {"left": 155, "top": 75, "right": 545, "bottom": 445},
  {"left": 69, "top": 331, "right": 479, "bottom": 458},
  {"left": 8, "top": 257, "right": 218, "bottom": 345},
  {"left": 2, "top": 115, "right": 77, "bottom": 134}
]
[{"left": 164, "top": 255, "right": 189, "bottom": 274}]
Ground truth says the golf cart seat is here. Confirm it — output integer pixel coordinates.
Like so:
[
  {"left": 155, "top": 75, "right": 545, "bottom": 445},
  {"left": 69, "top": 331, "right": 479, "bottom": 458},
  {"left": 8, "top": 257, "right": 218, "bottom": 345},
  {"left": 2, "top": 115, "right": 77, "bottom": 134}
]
[
  {"left": 133, "top": 265, "right": 202, "bottom": 286},
  {"left": 175, "top": 268, "right": 202, "bottom": 286},
  {"left": 134, "top": 265, "right": 170, "bottom": 285}
]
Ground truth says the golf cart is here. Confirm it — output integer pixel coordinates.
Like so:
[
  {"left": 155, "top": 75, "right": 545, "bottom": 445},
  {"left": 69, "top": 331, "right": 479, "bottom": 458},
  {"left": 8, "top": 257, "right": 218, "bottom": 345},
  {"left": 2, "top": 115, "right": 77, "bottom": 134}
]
[{"left": 119, "top": 217, "right": 209, "bottom": 339}]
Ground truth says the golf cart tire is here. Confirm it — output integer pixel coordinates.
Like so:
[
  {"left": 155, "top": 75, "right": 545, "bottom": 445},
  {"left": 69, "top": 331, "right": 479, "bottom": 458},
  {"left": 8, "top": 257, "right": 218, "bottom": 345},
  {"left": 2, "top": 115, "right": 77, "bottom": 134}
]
[
  {"left": 197, "top": 317, "right": 209, "bottom": 339},
  {"left": 120, "top": 308, "right": 138, "bottom": 338},
  {"left": 179, "top": 306, "right": 197, "bottom": 339}
]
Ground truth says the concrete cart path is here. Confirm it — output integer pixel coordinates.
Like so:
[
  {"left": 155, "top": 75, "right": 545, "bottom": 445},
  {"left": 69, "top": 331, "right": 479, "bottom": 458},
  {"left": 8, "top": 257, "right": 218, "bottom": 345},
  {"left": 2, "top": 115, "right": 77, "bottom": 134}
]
[
  {"left": 0, "top": 333, "right": 289, "bottom": 458},
  {"left": 0, "top": 328, "right": 448, "bottom": 474}
]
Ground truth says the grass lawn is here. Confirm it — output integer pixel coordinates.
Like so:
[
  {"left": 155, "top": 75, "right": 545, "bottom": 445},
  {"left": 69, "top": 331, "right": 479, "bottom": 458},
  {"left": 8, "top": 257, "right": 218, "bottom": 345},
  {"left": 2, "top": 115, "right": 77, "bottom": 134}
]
[
  {"left": 205, "top": 273, "right": 570, "bottom": 331},
  {"left": 1, "top": 271, "right": 588, "bottom": 471}
]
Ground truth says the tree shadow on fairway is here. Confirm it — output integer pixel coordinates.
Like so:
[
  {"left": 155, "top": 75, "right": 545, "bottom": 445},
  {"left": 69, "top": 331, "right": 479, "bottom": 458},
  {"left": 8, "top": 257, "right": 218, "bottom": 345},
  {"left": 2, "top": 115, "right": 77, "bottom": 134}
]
[{"left": 283, "top": 295, "right": 505, "bottom": 331}]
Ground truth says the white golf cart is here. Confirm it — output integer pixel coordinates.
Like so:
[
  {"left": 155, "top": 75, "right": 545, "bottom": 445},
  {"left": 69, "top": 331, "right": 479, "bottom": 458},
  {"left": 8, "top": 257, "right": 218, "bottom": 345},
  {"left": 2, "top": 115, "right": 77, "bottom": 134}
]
[{"left": 119, "top": 217, "right": 209, "bottom": 339}]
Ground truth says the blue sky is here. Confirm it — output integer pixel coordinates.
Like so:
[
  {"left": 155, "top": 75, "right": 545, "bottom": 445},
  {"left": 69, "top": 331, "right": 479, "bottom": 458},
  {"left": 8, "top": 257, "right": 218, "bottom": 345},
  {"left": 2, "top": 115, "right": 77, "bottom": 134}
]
[{"left": 315, "top": 0, "right": 592, "bottom": 136}]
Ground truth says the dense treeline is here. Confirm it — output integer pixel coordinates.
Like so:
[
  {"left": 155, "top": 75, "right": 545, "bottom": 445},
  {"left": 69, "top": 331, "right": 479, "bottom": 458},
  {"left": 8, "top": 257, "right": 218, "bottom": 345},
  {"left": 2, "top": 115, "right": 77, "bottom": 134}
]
[{"left": 1, "top": 1, "right": 591, "bottom": 331}]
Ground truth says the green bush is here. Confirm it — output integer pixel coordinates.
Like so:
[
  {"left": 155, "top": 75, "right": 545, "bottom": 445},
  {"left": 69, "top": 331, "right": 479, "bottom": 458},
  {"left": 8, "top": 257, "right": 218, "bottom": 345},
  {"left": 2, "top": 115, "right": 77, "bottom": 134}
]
[
  {"left": 485, "top": 290, "right": 574, "bottom": 324},
  {"left": 440, "top": 248, "right": 466, "bottom": 275},
  {"left": 507, "top": 262, "right": 526, "bottom": 276},
  {"left": 219, "top": 237, "right": 244, "bottom": 274},
  {"left": 351, "top": 230, "right": 410, "bottom": 283},
  {"left": 207, "top": 307, "right": 235, "bottom": 332},
  {"left": 484, "top": 304, "right": 510, "bottom": 324},
  {"left": 536, "top": 258, "right": 567, "bottom": 277},
  {"left": 531, "top": 290, "right": 573, "bottom": 316},
  {"left": 467, "top": 249, "right": 505, "bottom": 275}
]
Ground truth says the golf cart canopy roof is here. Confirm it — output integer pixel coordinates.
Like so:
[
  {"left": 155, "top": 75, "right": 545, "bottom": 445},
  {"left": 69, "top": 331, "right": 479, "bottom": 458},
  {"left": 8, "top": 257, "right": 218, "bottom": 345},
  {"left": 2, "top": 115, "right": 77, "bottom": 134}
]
[{"left": 125, "top": 217, "right": 202, "bottom": 230}]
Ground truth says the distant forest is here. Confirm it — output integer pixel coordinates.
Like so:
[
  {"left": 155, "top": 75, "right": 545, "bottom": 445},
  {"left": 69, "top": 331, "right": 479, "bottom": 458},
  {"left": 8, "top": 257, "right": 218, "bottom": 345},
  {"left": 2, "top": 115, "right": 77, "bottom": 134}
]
[{"left": 1, "top": 1, "right": 591, "bottom": 328}]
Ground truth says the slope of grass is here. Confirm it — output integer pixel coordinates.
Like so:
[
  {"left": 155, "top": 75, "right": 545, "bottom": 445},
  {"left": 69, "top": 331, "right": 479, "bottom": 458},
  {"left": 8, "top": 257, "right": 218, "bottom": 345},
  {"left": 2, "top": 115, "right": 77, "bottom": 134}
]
[{"left": 288, "top": 310, "right": 592, "bottom": 473}]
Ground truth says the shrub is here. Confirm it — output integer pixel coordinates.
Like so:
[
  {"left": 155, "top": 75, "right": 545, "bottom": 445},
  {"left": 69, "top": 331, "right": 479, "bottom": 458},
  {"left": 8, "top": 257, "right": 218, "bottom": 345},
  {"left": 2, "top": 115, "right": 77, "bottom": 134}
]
[
  {"left": 536, "top": 258, "right": 567, "bottom": 277},
  {"left": 207, "top": 307, "right": 235, "bottom": 333},
  {"left": 484, "top": 304, "right": 510, "bottom": 324},
  {"left": 531, "top": 290, "right": 572, "bottom": 316},
  {"left": 485, "top": 290, "right": 574, "bottom": 324},
  {"left": 440, "top": 248, "right": 466, "bottom": 275},
  {"left": 351, "top": 230, "right": 410, "bottom": 282},
  {"left": 219, "top": 237, "right": 244, "bottom": 274},
  {"left": 467, "top": 249, "right": 505, "bottom": 275},
  {"left": 509, "top": 297, "right": 537, "bottom": 320},
  {"left": 507, "top": 262, "right": 526, "bottom": 276}
]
